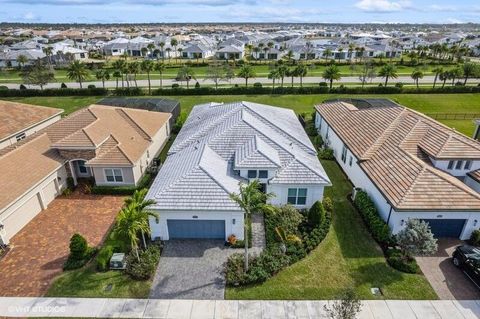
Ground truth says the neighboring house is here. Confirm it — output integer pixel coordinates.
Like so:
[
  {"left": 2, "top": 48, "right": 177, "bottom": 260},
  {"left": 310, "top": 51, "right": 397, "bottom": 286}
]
[
  {"left": 315, "top": 99, "right": 480, "bottom": 240},
  {"left": 146, "top": 101, "right": 331, "bottom": 241},
  {"left": 215, "top": 45, "right": 244, "bottom": 60},
  {"left": 181, "top": 43, "right": 214, "bottom": 59},
  {"left": 0, "top": 49, "right": 45, "bottom": 68},
  {"left": 0, "top": 101, "right": 63, "bottom": 150},
  {"left": 0, "top": 103, "right": 171, "bottom": 244}
]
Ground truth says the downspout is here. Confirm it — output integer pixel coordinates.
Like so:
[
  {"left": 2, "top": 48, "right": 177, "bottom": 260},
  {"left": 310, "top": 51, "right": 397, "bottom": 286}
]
[{"left": 386, "top": 205, "right": 393, "bottom": 226}]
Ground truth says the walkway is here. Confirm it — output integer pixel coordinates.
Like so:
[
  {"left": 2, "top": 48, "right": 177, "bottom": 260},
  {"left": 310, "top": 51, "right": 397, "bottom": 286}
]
[
  {"left": 0, "top": 189, "right": 124, "bottom": 297},
  {"left": 1, "top": 297, "right": 480, "bottom": 318},
  {"left": 251, "top": 213, "right": 266, "bottom": 255}
]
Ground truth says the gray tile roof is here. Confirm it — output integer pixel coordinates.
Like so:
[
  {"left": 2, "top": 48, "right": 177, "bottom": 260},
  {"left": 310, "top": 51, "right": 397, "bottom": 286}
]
[{"left": 147, "top": 101, "right": 330, "bottom": 211}]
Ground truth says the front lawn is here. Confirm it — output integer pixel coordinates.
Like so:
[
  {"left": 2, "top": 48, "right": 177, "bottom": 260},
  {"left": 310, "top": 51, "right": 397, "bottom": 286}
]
[{"left": 226, "top": 160, "right": 437, "bottom": 300}]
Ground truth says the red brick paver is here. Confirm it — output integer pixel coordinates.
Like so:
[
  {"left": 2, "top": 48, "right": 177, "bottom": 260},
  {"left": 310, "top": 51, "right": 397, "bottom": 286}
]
[{"left": 0, "top": 190, "right": 125, "bottom": 297}]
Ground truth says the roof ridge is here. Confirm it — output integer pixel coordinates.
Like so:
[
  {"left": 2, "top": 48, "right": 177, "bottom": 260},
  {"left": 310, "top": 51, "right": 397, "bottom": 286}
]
[
  {"left": 114, "top": 144, "right": 134, "bottom": 164},
  {"left": 116, "top": 108, "right": 152, "bottom": 141},
  {"left": 81, "top": 128, "right": 97, "bottom": 147}
]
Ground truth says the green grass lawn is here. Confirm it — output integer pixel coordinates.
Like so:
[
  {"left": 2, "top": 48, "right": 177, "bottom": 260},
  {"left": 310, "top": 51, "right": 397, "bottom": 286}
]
[
  {"left": 4, "top": 93, "right": 479, "bottom": 136},
  {"left": 226, "top": 160, "right": 437, "bottom": 300}
]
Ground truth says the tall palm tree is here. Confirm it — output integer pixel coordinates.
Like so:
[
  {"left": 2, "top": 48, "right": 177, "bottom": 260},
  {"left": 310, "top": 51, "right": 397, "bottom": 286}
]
[
  {"left": 16, "top": 54, "right": 28, "bottom": 70},
  {"left": 177, "top": 65, "right": 196, "bottom": 89},
  {"left": 128, "top": 61, "right": 140, "bottom": 87},
  {"left": 252, "top": 46, "right": 260, "bottom": 60},
  {"left": 155, "top": 61, "right": 166, "bottom": 88},
  {"left": 123, "top": 189, "right": 158, "bottom": 248},
  {"left": 147, "top": 43, "right": 155, "bottom": 57},
  {"left": 268, "top": 69, "right": 280, "bottom": 90},
  {"left": 113, "top": 70, "right": 121, "bottom": 89},
  {"left": 66, "top": 60, "right": 89, "bottom": 88},
  {"left": 112, "top": 59, "right": 126, "bottom": 88},
  {"left": 141, "top": 59, "right": 154, "bottom": 94},
  {"left": 165, "top": 47, "right": 172, "bottom": 62},
  {"left": 284, "top": 50, "right": 294, "bottom": 65},
  {"left": 229, "top": 180, "right": 274, "bottom": 272},
  {"left": 462, "top": 62, "right": 478, "bottom": 85},
  {"left": 237, "top": 64, "right": 256, "bottom": 87},
  {"left": 95, "top": 69, "right": 110, "bottom": 88},
  {"left": 277, "top": 65, "right": 288, "bottom": 87},
  {"left": 153, "top": 49, "right": 160, "bottom": 60},
  {"left": 411, "top": 69, "right": 424, "bottom": 88},
  {"left": 141, "top": 47, "right": 148, "bottom": 58},
  {"left": 322, "top": 64, "right": 341, "bottom": 89},
  {"left": 43, "top": 47, "right": 53, "bottom": 67},
  {"left": 323, "top": 48, "right": 332, "bottom": 63},
  {"left": 432, "top": 67, "right": 443, "bottom": 88},
  {"left": 294, "top": 64, "right": 308, "bottom": 87},
  {"left": 378, "top": 63, "right": 398, "bottom": 86},
  {"left": 170, "top": 38, "right": 178, "bottom": 63},
  {"left": 158, "top": 41, "right": 165, "bottom": 60}
]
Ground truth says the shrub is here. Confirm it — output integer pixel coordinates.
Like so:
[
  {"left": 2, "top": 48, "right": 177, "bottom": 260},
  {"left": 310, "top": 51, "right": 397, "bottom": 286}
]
[
  {"left": 323, "top": 197, "right": 334, "bottom": 213},
  {"left": 318, "top": 148, "right": 334, "bottom": 160},
  {"left": 69, "top": 233, "right": 88, "bottom": 260},
  {"left": 305, "top": 122, "right": 317, "bottom": 136},
  {"left": 19, "top": 84, "right": 27, "bottom": 90},
  {"left": 0, "top": 88, "right": 108, "bottom": 97},
  {"left": 395, "top": 82, "right": 404, "bottom": 88},
  {"left": 87, "top": 84, "right": 96, "bottom": 89},
  {"left": 264, "top": 205, "right": 303, "bottom": 246},
  {"left": 308, "top": 201, "right": 326, "bottom": 227},
  {"left": 253, "top": 82, "right": 262, "bottom": 88},
  {"left": 63, "top": 247, "right": 97, "bottom": 270},
  {"left": 171, "top": 83, "right": 180, "bottom": 89},
  {"left": 386, "top": 248, "right": 421, "bottom": 274},
  {"left": 312, "top": 135, "right": 323, "bottom": 149},
  {"left": 303, "top": 209, "right": 331, "bottom": 253},
  {"left": 470, "top": 229, "right": 480, "bottom": 246},
  {"left": 91, "top": 173, "right": 152, "bottom": 195},
  {"left": 96, "top": 245, "right": 114, "bottom": 272},
  {"left": 319, "top": 82, "right": 328, "bottom": 87},
  {"left": 61, "top": 82, "right": 67, "bottom": 88},
  {"left": 66, "top": 177, "right": 75, "bottom": 190},
  {"left": 354, "top": 191, "right": 393, "bottom": 246},
  {"left": 125, "top": 245, "right": 161, "bottom": 280},
  {"left": 113, "top": 87, "right": 143, "bottom": 96},
  {"left": 0, "top": 86, "right": 8, "bottom": 90},
  {"left": 194, "top": 81, "right": 200, "bottom": 88}
]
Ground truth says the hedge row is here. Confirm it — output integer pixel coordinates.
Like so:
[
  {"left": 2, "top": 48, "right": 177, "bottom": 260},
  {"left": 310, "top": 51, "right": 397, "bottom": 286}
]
[
  {"left": 91, "top": 173, "right": 153, "bottom": 195},
  {"left": 1, "top": 84, "right": 479, "bottom": 97}
]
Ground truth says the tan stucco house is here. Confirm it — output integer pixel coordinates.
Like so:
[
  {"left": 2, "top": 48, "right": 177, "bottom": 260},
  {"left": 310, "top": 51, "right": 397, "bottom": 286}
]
[{"left": 0, "top": 102, "right": 171, "bottom": 245}]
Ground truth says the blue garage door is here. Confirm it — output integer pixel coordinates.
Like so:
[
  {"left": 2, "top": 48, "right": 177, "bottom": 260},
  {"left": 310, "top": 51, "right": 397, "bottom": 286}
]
[
  {"left": 422, "top": 219, "right": 466, "bottom": 238},
  {"left": 167, "top": 220, "right": 225, "bottom": 239}
]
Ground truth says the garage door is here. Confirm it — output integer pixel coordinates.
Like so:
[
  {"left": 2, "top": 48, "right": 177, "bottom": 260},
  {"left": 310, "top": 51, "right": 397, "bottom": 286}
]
[
  {"left": 422, "top": 219, "right": 466, "bottom": 238},
  {"left": 167, "top": 220, "right": 225, "bottom": 239},
  {"left": 2, "top": 194, "right": 43, "bottom": 240},
  {"left": 42, "top": 180, "right": 58, "bottom": 205}
]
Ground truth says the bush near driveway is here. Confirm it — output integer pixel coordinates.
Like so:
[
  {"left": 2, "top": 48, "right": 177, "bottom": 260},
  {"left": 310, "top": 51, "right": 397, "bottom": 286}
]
[
  {"left": 63, "top": 234, "right": 97, "bottom": 271},
  {"left": 125, "top": 245, "right": 161, "bottom": 280}
]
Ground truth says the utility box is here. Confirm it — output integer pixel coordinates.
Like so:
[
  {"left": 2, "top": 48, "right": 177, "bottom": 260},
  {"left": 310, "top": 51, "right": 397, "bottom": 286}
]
[{"left": 109, "top": 253, "right": 126, "bottom": 270}]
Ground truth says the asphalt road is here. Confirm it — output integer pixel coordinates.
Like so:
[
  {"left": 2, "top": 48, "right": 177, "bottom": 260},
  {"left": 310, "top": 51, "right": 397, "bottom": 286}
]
[{"left": 2, "top": 75, "right": 479, "bottom": 89}]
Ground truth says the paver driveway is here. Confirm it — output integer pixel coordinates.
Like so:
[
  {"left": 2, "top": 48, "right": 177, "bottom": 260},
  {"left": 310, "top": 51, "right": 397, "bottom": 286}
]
[
  {"left": 416, "top": 238, "right": 480, "bottom": 300},
  {"left": 0, "top": 189, "right": 124, "bottom": 297},
  {"left": 150, "top": 240, "right": 237, "bottom": 300}
]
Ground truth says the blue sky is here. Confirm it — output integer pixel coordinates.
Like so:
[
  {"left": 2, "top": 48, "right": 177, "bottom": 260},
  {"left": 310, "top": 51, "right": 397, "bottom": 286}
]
[{"left": 0, "top": 0, "right": 479, "bottom": 24}]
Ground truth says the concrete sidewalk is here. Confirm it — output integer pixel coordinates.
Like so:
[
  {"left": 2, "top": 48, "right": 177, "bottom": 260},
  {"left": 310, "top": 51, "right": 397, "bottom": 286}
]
[{"left": 1, "top": 297, "right": 480, "bottom": 318}]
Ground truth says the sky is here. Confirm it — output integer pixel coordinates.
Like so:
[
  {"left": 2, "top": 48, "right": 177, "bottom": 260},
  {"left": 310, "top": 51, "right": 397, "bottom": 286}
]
[{"left": 0, "top": 0, "right": 479, "bottom": 24}]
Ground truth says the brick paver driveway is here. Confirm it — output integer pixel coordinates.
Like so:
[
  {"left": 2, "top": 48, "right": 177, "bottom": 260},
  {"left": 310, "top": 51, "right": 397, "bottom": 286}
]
[
  {"left": 416, "top": 238, "right": 480, "bottom": 300},
  {"left": 0, "top": 189, "right": 124, "bottom": 297}
]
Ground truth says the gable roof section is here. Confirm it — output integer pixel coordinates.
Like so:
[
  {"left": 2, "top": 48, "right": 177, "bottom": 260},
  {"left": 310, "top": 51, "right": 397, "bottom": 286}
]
[
  {"left": 147, "top": 101, "right": 330, "bottom": 211},
  {"left": 315, "top": 99, "right": 480, "bottom": 211}
]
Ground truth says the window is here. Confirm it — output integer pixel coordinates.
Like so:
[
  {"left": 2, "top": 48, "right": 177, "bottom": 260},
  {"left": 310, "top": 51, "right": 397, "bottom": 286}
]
[
  {"left": 105, "top": 168, "right": 123, "bottom": 183},
  {"left": 465, "top": 160, "right": 472, "bottom": 170},
  {"left": 349, "top": 156, "right": 353, "bottom": 167},
  {"left": 15, "top": 132, "right": 26, "bottom": 142},
  {"left": 455, "top": 160, "right": 463, "bottom": 170},
  {"left": 447, "top": 160, "right": 454, "bottom": 169},
  {"left": 287, "top": 188, "right": 307, "bottom": 205},
  {"left": 247, "top": 170, "right": 257, "bottom": 178},
  {"left": 341, "top": 144, "right": 347, "bottom": 163},
  {"left": 78, "top": 160, "right": 87, "bottom": 174},
  {"left": 258, "top": 170, "right": 268, "bottom": 179}
]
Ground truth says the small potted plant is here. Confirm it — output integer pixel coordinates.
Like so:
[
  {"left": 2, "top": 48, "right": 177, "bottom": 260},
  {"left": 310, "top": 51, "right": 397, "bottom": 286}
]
[{"left": 227, "top": 234, "right": 237, "bottom": 246}]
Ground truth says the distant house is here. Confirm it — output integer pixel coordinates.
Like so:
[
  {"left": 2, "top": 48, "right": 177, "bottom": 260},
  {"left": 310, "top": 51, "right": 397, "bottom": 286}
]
[
  {"left": 182, "top": 43, "right": 214, "bottom": 59},
  {"left": 0, "top": 102, "right": 171, "bottom": 244},
  {"left": 146, "top": 101, "right": 330, "bottom": 241},
  {"left": 0, "top": 49, "right": 45, "bottom": 68},
  {"left": 216, "top": 45, "right": 244, "bottom": 60},
  {"left": 315, "top": 99, "right": 480, "bottom": 240}
]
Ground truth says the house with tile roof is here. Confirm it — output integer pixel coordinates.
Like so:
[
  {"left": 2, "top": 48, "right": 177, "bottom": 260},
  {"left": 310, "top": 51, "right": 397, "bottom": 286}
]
[
  {"left": 0, "top": 103, "right": 171, "bottom": 245},
  {"left": 0, "top": 101, "right": 63, "bottom": 150},
  {"left": 146, "top": 101, "right": 331, "bottom": 241},
  {"left": 315, "top": 98, "right": 480, "bottom": 240}
]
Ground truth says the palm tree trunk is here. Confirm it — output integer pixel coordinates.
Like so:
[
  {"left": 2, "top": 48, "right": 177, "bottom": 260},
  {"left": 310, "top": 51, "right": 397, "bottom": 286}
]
[
  {"left": 385, "top": 77, "right": 388, "bottom": 86},
  {"left": 291, "top": 76, "right": 294, "bottom": 87},
  {"left": 116, "top": 78, "right": 119, "bottom": 89},
  {"left": 244, "top": 213, "right": 249, "bottom": 272},
  {"left": 134, "top": 75, "right": 138, "bottom": 88},
  {"left": 330, "top": 79, "right": 333, "bottom": 89},
  {"left": 141, "top": 232, "right": 147, "bottom": 249},
  {"left": 121, "top": 75, "right": 124, "bottom": 88},
  {"left": 135, "top": 247, "right": 140, "bottom": 262},
  {"left": 79, "top": 78, "right": 83, "bottom": 89},
  {"left": 160, "top": 73, "right": 163, "bottom": 88},
  {"left": 245, "top": 78, "right": 248, "bottom": 87},
  {"left": 433, "top": 75, "right": 437, "bottom": 88},
  {"left": 147, "top": 72, "right": 151, "bottom": 94},
  {"left": 102, "top": 80, "right": 105, "bottom": 88}
]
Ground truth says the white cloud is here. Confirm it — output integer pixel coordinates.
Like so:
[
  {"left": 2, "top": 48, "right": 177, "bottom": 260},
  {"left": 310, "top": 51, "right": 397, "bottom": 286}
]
[
  {"left": 355, "top": 0, "right": 410, "bottom": 12},
  {"left": 23, "top": 11, "right": 36, "bottom": 19}
]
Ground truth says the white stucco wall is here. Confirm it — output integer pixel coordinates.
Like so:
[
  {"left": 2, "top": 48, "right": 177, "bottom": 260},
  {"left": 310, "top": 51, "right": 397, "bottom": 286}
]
[
  {"left": 431, "top": 158, "right": 480, "bottom": 178},
  {"left": 92, "top": 166, "right": 136, "bottom": 186},
  {"left": 0, "top": 166, "right": 67, "bottom": 242},
  {"left": 0, "top": 114, "right": 62, "bottom": 150},
  {"left": 465, "top": 176, "right": 480, "bottom": 193},
  {"left": 268, "top": 184, "right": 325, "bottom": 210},
  {"left": 149, "top": 210, "right": 244, "bottom": 241}
]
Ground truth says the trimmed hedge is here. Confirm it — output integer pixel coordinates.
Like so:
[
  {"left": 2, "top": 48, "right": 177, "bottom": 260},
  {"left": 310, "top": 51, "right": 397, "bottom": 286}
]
[
  {"left": 386, "top": 248, "right": 421, "bottom": 274},
  {"left": 353, "top": 190, "right": 394, "bottom": 246},
  {"left": 91, "top": 173, "right": 153, "bottom": 195},
  {"left": 0, "top": 88, "right": 108, "bottom": 97}
]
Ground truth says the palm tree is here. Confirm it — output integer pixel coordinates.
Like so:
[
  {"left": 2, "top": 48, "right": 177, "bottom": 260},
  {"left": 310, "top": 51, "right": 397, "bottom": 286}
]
[
  {"left": 95, "top": 69, "right": 110, "bottom": 88},
  {"left": 322, "top": 64, "right": 341, "bottom": 89},
  {"left": 153, "top": 49, "right": 160, "bottom": 60},
  {"left": 432, "top": 67, "right": 443, "bottom": 88},
  {"left": 323, "top": 48, "right": 332, "bottom": 63},
  {"left": 411, "top": 69, "right": 424, "bottom": 88},
  {"left": 113, "top": 70, "right": 121, "bottom": 89},
  {"left": 277, "top": 65, "right": 288, "bottom": 87},
  {"left": 147, "top": 43, "right": 155, "bottom": 57},
  {"left": 462, "top": 62, "right": 478, "bottom": 85},
  {"left": 128, "top": 61, "right": 140, "bottom": 87},
  {"left": 229, "top": 180, "right": 274, "bottom": 272},
  {"left": 66, "top": 60, "right": 89, "bottom": 88},
  {"left": 439, "top": 70, "right": 449, "bottom": 88},
  {"left": 294, "top": 64, "right": 308, "bottom": 87},
  {"left": 165, "top": 47, "right": 172, "bottom": 62},
  {"left": 123, "top": 189, "right": 158, "bottom": 248},
  {"left": 141, "top": 47, "right": 148, "bottom": 58},
  {"left": 141, "top": 60, "right": 154, "bottom": 94},
  {"left": 378, "top": 63, "right": 398, "bottom": 86},
  {"left": 284, "top": 50, "right": 294, "bottom": 65},
  {"left": 170, "top": 38, "right": 178, "bottom": 63},
  {"left": 155, "top": 61, "right": 166, "bottom": 89},
  {"left": 268, "top": 69, "right": 280, "bottom": 90},
  {"left": 112, "top": 59, "right": 126, "bottom": 88},
  {"left": 237, "top": 64, "right": 256, "bottom": 87},
  {"left": 158, "top": 41, "right": 165, "bottom": 60},
  {"left": 267, "top": 41, "right": 274, "bottom": 60},
  {"left": 177, "top": 65, "right": 196, "bottom": 89},
  {"left": 16, "top": 54, "right": 28, "bottom": 70},
  {"left": 286, "top": 67, "right": 297, "bottom": 87},
  {"left": 252, "top": 46, "right": 260, "bottom": 60},
  {"left": 43, "top": 46, "right": 53, "bottom": 67}
]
